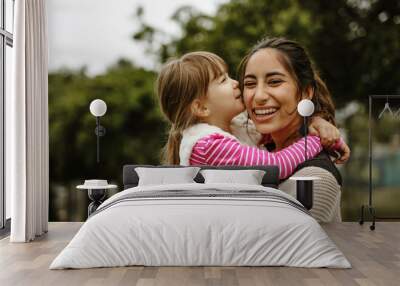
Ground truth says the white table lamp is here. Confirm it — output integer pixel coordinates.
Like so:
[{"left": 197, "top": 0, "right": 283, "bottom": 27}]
[
  {"left": 297, "top": 99, "right": 314, "bottom": 160},
  {"left": 89, "top": 99, "right": 107, "bottom": 163},
  {"left": 90, "top": 99, "right": 107, "bottom": 117},
  {"left": 293, "top": 99, "right": 316, "bottom": 210}
]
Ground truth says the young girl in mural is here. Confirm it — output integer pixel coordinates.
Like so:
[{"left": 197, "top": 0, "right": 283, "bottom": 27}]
[{"left": 156, "top": 51, "right": 347, "bottom": 179}]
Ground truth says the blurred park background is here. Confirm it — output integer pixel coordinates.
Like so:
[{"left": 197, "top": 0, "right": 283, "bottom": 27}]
[{"left": 48, "top": 0, "right": 400, "bottom": 222}]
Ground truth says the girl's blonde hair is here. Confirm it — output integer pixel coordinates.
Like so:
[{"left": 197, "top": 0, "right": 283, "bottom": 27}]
[{"left": 157, "top": 51, "right": 227, "bottom": 164}]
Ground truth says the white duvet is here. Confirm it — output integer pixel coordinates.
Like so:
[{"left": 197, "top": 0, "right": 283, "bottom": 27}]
[{"left": 50, "top": 183, "right": 350, "bottom": 269}]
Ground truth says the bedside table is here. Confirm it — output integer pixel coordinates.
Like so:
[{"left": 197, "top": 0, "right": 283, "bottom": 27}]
[{"left": 77, "top": 180, "right": 117, "bottom": 217}]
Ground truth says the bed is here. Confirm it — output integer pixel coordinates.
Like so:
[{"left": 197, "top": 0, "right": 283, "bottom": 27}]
[{"left": 49, "top": 165, "right": 350, "bottom": 269}]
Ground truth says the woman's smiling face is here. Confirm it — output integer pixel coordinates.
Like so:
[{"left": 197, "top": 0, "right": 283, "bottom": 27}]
[{"left": 243, "top": 48, "right": 301, "bottom": 135}]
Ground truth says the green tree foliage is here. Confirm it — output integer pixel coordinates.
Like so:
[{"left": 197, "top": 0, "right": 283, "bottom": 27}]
[
  {"left": 134, "top": 0, "right": 400, "bottom": 108},
  {"left": 49, "top": 59, "right": 166, "bottom": 182},
  {"left": 49, "top": 60, "right": 167, "bottom": 220}
]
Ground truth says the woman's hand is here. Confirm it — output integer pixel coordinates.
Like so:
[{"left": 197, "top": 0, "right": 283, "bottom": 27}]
[{"left": 309, "top": 116, "right": 340, "bottom": 148}]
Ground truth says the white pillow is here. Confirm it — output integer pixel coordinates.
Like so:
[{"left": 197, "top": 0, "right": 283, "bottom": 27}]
[
  {"left": 200, "top": 169, "right": 266, "bottom": 185},
  {"left": 135, "top": 167, "right": 200, "bottom": 186}
]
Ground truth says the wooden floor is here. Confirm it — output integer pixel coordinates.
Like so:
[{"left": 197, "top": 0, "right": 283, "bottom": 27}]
[{"left": 0, "top": 222, "right": 399, "bottom": 286}]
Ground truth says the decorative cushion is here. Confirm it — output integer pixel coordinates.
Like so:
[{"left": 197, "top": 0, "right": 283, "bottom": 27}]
[
  {"left": 123, "top": 165, "right": 280, "bottom": 189},
  {"left": 200, "top": 169, "right": 265, "bottom": 185},
  {"left": 135, "top": 167, "right": 200, "bottom": 186}
]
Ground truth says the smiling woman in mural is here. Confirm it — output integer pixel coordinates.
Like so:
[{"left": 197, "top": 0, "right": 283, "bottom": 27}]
[
  {"left": 157, "top": 40, "right": 349, "bottom": 221},
  {"left": 157, "top": 51, "right": 320, "bottom": 178},
  {"left": 238, "top": 37, "right": 349, "bottom": 222},
  {"left": 157, "top": 50, "right": 347, "bottom": 176}
]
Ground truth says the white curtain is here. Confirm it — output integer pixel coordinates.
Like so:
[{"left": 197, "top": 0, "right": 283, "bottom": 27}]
[{"left": 6, "top": 0, "right": 49, "bottom": 242}]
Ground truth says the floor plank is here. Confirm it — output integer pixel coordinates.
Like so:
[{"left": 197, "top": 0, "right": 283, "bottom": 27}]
[{"left": 0, "top": 222, "right": 399, "bottom": 286}]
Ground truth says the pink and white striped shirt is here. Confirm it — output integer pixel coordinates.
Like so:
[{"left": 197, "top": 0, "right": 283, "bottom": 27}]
[{"left": 189, "top": 133, "right": 323, "bottom": 179}]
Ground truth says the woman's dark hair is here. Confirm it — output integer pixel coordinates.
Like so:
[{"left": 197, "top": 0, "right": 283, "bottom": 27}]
[{"left": 237, "top": 37, "right": 336, "bottom": 125}]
